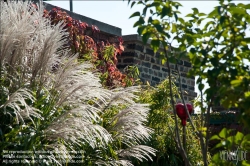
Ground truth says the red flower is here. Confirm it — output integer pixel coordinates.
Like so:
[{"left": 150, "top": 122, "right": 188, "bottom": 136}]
[{"left": 175, "top": 103, "right": 193, "bottom": 126}]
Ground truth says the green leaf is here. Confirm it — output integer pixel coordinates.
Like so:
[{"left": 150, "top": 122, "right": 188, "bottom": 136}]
[
  {"left": 207, "top": 9, "right": 218, "bottom": 18},
  {"left": 198, "top": 83, "right": 204, "bottom": 91},
  {"left": 133, "top": 17, "right": 145, "bottom": 27},
  {"left": 171, "top": 23, "right": 177, "bottom": 33},
  {"left": 161, "top": 6, "right": 170, "bottom": 18},
  {"left": 210, "top": 134, "right": 220, "bottom": 141},
  {"left": 219, "top": 128, "right": 227, "bottom": 139},
  {"left": 152, "top": 19, "right": 160, "bottom": 25},
  {"left": 229, "top": 6, "right": 246, "bottom": 16},
  {"left": 155, "top": 24, "right": 163, "bottom": 33},
  {"left": 198, "top": 13, "right": 206, "bottom": 17},
  {"left": 235, "top": 132, "right": 244, "bottom": 144},
  {"left": 142, "top": 7, "right": 148, "bottom": 16},
  {"left": 161, "top": 58, "right": 166, "bottom": 65},
  {"left": 244, "top": 91, "right": 250, "bottom": 98},
  {"left": 137, "top": 1, "right": 145, "bottom": 5},
  {"left": 217, "top": 6, "right": 222, "bottom": 15},
  {"left": 242, "top": 134, "right": 250, "bottom": 144},
  {"left": 148, "top": 2, "right": 161, "bottom": 8},
  {"left": 130, "top": 1, "right": 136, "bottom": 8},
  {"left": 148, "top": 16, "right": 153, "bottom": 23},
  {"left": 185, "top": 13, "right": 193, "bottom": 17},
  {"left": 178, "top": 17, "right": 185, "bottom": 24},
  {"left": 245, "top": 4, "right": 250, "bottom": 9},
  {"left": 168, "top": 56, "right": 176, "bottom": 63},
  {"left": 242, "top": 37, "right": 250, "bottom": 43},
  {"left": 174, "top": 12, "right": 178, "bottom": 22},
  {"left": 142, "top": 32, "right": 151, "bottom": 44},
  {"left": 231, "top": 79, "right": 242, "bottom": 86},
  {"left": 219, "top": 16, "right": 226, "bottom": 24},
  {"left": 192, "top": 8, "right": 199, "bottom": 15},
  {"left": 190, "top": 47, "right": 196, "bottom": 54},
  {"left": 137, "top": 26, "right": 146, "bottom": 35},
  {"left": 151, "top": 39, "right": 160, "bottom": 53},
  {"left": 129, "top": 11, "right": 141, "bottom": 18}
]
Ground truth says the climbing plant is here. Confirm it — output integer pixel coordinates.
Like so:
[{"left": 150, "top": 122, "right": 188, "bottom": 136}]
[{"left": 43, "top": 7, "right": 139, "bottom": 88}]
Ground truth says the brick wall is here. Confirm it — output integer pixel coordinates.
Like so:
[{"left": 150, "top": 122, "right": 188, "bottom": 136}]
[
  {"left": 43, "top": 2, "right": 197, "bottom": 103},
  {"left": 118, "top": 35, "right": 197, "bottom": 103}
]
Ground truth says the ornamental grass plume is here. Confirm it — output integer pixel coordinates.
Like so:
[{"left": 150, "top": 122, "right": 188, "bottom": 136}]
[{"left": 0, "top": 1, "right": 155, "bottom": 165}]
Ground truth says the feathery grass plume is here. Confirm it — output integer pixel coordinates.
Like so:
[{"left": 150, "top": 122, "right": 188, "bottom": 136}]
[
  {"left": 117, "top": 145, "right": 156, "bottom": 162},
  {"left": 95, "top": 160, "right": 134, "bottom": 166},
  {"left": 0, "top": 0, "right": 55, "bottom": 125},
  {"left": 92, "top": 87, "right": 156, "bottom": 165},
  {"left": 3, "top": 88, "right": 42, "bottom": 124},
  {"left": 0, "top": 0, "right": 109, "bottom": 160},
  {"left": 0, "top": 1, "right": 156, "bottom": 165}
]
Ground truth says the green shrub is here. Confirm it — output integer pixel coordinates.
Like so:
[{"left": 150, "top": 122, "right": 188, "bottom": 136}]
[{"left": 137, "top": 79, "right": 207, "bottom": 166}]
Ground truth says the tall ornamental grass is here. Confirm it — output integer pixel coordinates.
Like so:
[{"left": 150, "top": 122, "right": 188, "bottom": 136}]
[{"left": 0, "top": 1, "right": 155, "bottom": 165}]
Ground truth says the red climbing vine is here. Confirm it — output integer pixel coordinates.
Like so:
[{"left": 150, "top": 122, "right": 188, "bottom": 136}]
[{"left": 43, "top": 7, "right": 138, "bottom": 88}]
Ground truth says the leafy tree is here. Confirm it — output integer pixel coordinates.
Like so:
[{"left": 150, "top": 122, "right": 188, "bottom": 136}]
[{"left": 128, "top": 0, "right": 250, "bottom": 165}]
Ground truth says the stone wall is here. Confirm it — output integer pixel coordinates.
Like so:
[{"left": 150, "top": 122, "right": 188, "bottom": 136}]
[{"left": 118, "top": 35, "right": 197, "bottom": 103}]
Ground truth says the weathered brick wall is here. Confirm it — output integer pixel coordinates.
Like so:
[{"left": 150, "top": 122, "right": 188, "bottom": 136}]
[{"left": 118, "top": 35, "right": 197, "bottom": 103}]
